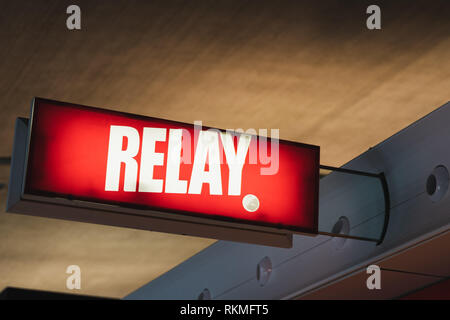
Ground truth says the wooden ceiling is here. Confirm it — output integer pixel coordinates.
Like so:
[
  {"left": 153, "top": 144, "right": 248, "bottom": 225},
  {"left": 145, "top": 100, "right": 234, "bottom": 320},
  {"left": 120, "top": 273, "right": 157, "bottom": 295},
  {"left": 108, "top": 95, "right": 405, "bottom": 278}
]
[{"left": 0, "top": 0, "right": 449, "bottom": 298}]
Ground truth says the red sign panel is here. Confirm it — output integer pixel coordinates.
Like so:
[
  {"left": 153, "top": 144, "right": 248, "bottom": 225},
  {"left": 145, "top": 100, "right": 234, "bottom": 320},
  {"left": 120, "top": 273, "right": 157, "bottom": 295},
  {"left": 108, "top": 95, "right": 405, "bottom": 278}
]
[{"left": 23, "top": 98, "right": 319, "bottom": 234}]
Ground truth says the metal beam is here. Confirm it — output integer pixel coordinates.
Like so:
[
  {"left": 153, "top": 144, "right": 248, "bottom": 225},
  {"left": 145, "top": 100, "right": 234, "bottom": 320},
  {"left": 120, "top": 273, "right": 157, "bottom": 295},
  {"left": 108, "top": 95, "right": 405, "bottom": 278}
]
[{"left": 126, "top": 102, "right": 450, "bottom": 300}]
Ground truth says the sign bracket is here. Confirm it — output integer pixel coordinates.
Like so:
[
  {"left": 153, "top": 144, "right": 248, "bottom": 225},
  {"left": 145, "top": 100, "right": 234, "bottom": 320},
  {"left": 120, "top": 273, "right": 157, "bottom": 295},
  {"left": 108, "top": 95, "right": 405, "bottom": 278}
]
[{"left": 318, "top": 164, "right": 390, "bottom": 245}]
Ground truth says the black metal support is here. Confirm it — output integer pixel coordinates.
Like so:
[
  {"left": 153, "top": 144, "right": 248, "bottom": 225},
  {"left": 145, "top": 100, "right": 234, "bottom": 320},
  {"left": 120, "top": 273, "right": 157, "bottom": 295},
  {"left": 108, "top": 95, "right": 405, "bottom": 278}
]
[
  {"left": 319, "top": 165, "right": 380, "bottom": 178},
  {"left": 377, "top": 172, "right": 390, "bottom": 245},
  {"left": 0, "top": 156, "right": 11, "bottom": 165},
  {"left": 319, "top": 165, "right": 391, "bottom": 245}
]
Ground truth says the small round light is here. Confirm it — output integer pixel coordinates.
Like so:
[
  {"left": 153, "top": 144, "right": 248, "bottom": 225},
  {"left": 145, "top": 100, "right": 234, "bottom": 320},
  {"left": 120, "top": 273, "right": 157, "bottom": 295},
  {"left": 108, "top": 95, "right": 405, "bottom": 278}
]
[
  {"left": 427, "top": 165, "right": 449, "bottom": 202},
  {"left": 198, "top": 288, "right": 211, "bottom": 300},
  {"left": 243, "top": 194, "right": 259, "bottom": 212},
  {"left": 331, "top": 216, "right": 350, "bottom": 250},
  {"left": 256, "top": 256, "right": 272, "bottom": 287}
]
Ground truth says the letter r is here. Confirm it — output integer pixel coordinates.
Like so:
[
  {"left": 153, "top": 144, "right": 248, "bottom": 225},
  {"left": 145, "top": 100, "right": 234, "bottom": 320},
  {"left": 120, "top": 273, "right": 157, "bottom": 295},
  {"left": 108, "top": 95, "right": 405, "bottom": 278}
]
[{"left": 105, "top": 126, "right": 140, "bottom": 192}]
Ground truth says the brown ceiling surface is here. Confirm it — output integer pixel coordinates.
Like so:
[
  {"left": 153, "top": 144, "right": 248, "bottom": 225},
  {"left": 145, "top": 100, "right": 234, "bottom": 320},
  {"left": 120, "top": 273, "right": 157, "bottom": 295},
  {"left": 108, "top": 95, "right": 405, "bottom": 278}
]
[{"left": 0, "top": 0, "right": 449, "bottom": 298}]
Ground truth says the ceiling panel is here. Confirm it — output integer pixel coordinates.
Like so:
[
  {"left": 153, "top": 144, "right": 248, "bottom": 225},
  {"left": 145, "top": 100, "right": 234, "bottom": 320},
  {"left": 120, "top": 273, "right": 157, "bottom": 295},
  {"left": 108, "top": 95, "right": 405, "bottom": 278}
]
[{"left": 0, "top": 0, "right": 449, "bottom": 297}]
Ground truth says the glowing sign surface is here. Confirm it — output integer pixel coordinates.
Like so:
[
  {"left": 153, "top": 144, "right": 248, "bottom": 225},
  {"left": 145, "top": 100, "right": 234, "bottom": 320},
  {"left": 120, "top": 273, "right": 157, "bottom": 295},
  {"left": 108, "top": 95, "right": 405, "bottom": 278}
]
[{"left": 23, "top": 98, "right": 319, "bottom": 234}]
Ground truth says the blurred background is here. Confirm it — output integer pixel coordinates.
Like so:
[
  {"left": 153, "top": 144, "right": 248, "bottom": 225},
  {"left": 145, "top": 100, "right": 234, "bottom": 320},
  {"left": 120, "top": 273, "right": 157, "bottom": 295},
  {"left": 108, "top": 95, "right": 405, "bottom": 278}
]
[{"left": 0, "top": 0, "right": 449, "bottom": 298}]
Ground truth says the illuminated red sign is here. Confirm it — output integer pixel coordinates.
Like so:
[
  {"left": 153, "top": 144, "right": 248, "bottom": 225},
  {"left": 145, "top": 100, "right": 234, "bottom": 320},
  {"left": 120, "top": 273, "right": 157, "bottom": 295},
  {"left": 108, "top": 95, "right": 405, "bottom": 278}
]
[{"left": 11, "top": 98, "right": 319, "bottom": 246}]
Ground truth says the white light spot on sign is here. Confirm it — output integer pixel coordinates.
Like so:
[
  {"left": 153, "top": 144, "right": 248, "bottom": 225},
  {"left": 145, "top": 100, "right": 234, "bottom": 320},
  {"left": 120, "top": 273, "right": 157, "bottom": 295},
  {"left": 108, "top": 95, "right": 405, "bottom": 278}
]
[{"left": 243, "top": 194, "right": 259, "bottom": 212}]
